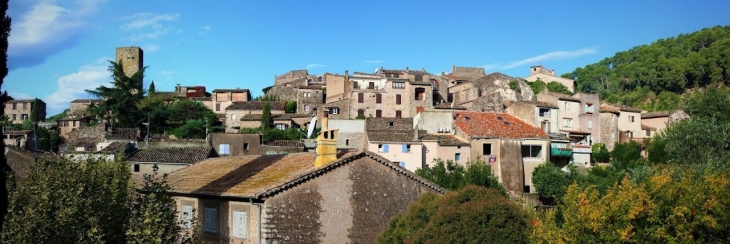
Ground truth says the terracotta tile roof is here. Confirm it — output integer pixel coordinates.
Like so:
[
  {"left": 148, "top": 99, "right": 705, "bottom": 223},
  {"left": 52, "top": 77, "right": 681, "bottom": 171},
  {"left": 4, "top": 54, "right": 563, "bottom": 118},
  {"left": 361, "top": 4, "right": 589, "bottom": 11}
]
[
  {"left": 212, "top": 88, "right": 249, "bottom": 93},
  {"left": 641, "top": 110, "right": 681, "bottom": 119},
  {"left": 166, "top": 151, "right": 444, "bottom": 199},
  {"left": 599, "top": 105, "right": 620, "bottom": 114},
  {"left": 548, "top": 92, "right": 580, "bottom": 102},
  {"left": 240, "top": 113, "right": 309, "bottom": 121},
  {"left": 128, "top": 146, "right": 213, "bottom": 164},
  {"left": 641, "top": 124, "right": 657, "bottom": 131},
  {"left": 419, "top": 134, "right": 469, "bottom": 146},
  {"left": 105, "top": 128, "right": 139, "bottom": 140},
  {"left": 454, "top": 111, "right": 548, "bottom": 139},
  {"left": 603, "top": 103, "right": 642, "bottom": 113},
  {"left": 434, "top": 102, "right": 467, "bottom": 110},
  {"left": 265, "top": 140, "right": 304, "bottom": 147},
  {"left": 70, "top": 99, "right": 102, "bottom": 103},
  {"left": 536, "top": 101, "right": 558, "bottom": 109},
  {"left": 226, "top": 101, "right": 286, "bottom": 111}
]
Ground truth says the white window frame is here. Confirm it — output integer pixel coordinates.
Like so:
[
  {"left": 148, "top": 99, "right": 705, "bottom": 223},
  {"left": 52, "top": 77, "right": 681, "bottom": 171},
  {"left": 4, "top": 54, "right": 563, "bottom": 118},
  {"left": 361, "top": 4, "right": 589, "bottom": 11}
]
[
  {"left": 304, "top": 105, "right": 310, "bottom": 112},
  {"left": 204, "top": 207, "right": 218, "bottom": 233},
  {"left": 231, "top": 210, "right": 248, "bottom": 239},
  {"left": 219, "top": 144, "right": 230, "bottom": 155},
  {"left": 231, "top": 114, "right": 236, "bottom": 120},
  {"left": 274, "top": 124, "right": 287, "bottom": 130}
]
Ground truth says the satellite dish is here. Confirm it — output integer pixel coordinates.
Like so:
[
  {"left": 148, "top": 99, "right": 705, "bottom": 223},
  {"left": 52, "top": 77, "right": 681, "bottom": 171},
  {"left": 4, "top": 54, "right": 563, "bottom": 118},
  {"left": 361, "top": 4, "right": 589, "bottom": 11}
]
[
  {"left": 306, "top": 116, "right": 317, "bottom": 138},
  {"left": 374, "top": 67, "right": 379, "bottom": 74}
]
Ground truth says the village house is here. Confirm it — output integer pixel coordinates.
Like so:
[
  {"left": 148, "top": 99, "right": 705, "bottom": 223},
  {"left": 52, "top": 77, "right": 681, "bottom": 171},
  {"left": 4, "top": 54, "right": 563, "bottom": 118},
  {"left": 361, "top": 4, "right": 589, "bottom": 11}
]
[
  {"left": 166, "top": 113, "right": 443, "bottom": 243},
  {"left": 599, "top": 105, "right": 621, "bottom": 151},
  {"left": 327, "top": 119, "right": 366, "bottom": 150},
  {"left": 5, "top": 146, "right": 56, "bottom": 182},
  {"left": 640, "top": 110, "right": 690, "bottom": 138},
  {"left": 365, "top": 117, "right": 424, "bottom": 172},
  {"left": 296, "top": 83, "right": 325, "bottom": 119},
  {"left": 537, "top": 90, "right": 593, "bottom": 166},
  {"left": 210, "top": 133, "right": 305, "bottom": 157},
  {"left": 523, "top": 65, "right": 577, "bottom": 93},
  {"left": 211, "top": 88, "right": 252, "bottom": 114},
  {"left": 602, "top": 103, "right": 646, "bottom": 142},
  {"left": 69, "top": 99, "right": 101, "bottom": 114},
  {"left": 413, "top": 110, "right": 471, "bottom": 166},
  {"left": 56, "top": 112, "right": 93, "bottom": 140},
  {"left": 3, "top": 130, "right": 38, "bottom": 150},
  {"left": 4, "top": 99, "right": 46, "bottom": 123},
  {"left": 452, "top": 111, "right": 550, "bottom": 194},
  {"left": 224, "top": 101, "right": 286, "bottom": 133},
  {"left": 127, "top": 146, "right": 214, "bottom": 185}
]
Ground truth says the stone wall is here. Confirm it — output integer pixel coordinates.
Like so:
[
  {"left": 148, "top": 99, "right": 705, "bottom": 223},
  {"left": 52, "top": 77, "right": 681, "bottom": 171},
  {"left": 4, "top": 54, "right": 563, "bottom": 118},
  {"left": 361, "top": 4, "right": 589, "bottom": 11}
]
[
  {"left": 266, "top": 83, "right": 299, "bottom": 101},
  {"left": 505, "top": 101, "right": 536, "bottom": 126},
  {"left": 65, "top": 123, "right": 106, "bottom": 146},
  {"left": 274, "top": 70, "right": 308, "bottom": 86},
  {"left": 325, "top": 99, "right": 350, "bottom": 120},
  {"left": 70, "top": 101, "right": 98, "bottom": 115},
  {"left": 499, "top": 140, "right": 524, "bottom": 194},
  {"left": 296, "top": 88, "right": 325, "bottom": 115},
  {"left": 210, "top": 133, "right": 263, "bottom": 156},
  {"left": 465, "top": 93, "right": 505, "bottom": 112},
  {"left": 599, "top": 112, "right": 619, "bottom": 151}
]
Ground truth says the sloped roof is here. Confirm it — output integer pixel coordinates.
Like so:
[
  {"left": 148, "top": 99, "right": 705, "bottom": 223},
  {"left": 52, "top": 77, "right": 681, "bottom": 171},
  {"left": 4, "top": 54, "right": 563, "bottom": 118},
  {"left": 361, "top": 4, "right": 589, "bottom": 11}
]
[
  {"left": 166, "top": 151, "right": 444, "bottom": 199},
  {"left": 368, "top": 131, "right": 418, "bottom": 143},
  {"left": 536, "top": 101, "right": 559, "bottom": 109},
  {"left": 6, "top": 146, "right": 57, "bottom": 181},
  {"left": 98, "top": 141, "right": 129, "bottom": 154},
  {"left": 240, "top": 113, "right": 309, "bottom": 121},
  {"left": 603, "top": 103, "right": 642, "bottom": 113},
  {"left": 265, "top": 140, "right": 304, "bottom": 147},
  {"left": 226, "top": 101, "right": 286, "bottom": 111},
  {"left": 641, "top": 124, "right": 657, "bottom": 131},
  {"left": 599, "top": 105, "right": 620, "bottom": 114},
  {"left": 212, "top": 88, "right": 249, "bottom": 93},
  {"left": 4, "top": 130, "right": 32, "bottom": 135},
  {"left": 128, "top": 146, "right": 213, "bottom": 164},
  {"left": 419, "top": 134, "right": 469, "bottom": 146},
  {"left": 105, "top": 128, "right": 139, "bottom": 140},
  {"left": 365, "top": 117, "right": 413, "bottom": 131},
  {"left": 548, "top": 92, "right": 580, "bottom": 102},
  {"left": 434, "top": 102, "right": 467, "bottom": 110},
  {"left": 641, "top": 110, "right": 682, "bottom": 119},
  {"left": 70, "top": 99, "right": 101, "bottom": 103},
  {"left": 454, "top": 111, "right": 548, "bottom": 139}
]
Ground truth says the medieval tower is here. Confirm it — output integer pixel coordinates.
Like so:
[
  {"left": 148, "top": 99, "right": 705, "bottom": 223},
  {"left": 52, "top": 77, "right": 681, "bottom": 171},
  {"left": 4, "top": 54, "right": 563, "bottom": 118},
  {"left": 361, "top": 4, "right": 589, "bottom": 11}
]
[{"left": 115, "top": 46, "right": 144, "bottom": 93}]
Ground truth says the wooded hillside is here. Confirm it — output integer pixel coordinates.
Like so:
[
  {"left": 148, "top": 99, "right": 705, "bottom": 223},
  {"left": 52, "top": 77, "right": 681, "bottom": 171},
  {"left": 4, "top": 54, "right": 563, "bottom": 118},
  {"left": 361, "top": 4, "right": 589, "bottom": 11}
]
[{"left": 564, "top": 25, "right": 730, "bottom": 111}]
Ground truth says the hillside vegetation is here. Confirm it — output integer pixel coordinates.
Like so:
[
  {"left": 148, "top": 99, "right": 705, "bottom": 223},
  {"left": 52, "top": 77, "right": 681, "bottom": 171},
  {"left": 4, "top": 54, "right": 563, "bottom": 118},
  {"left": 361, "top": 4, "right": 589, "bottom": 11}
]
[{"left": 564, "top": 25, "right": 730, "bottom": 111}]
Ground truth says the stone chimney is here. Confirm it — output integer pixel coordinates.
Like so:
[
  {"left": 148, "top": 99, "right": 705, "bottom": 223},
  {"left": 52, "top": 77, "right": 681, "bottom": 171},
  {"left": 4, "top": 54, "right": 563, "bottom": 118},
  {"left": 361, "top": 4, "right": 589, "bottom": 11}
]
[
  {"left": 452, "top": 65, "right": 456, "bottom": 72},
  {"left": 551, "top": 69, "right": 555, "bottom": 76},
  {"left": 406, "top": 67, "right": 409, "bottom": 72},
  {"left": 314, "top": 111, "right": 338, "bottom": 167},
  {"left": 345, "top": 70, "right": 349, "bottom": 77}
]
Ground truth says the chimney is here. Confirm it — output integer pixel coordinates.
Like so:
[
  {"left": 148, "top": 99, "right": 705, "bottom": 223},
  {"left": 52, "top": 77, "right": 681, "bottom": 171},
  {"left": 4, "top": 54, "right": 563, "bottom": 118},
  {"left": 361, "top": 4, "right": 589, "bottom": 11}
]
[
  {"left": 314, "top": 111, "right": 338, "bottom": 167},
  {"left": 452, "top": 65, "right": 456, "bottom": 71},
  {"left": 345, "top": 70, "right": 349, "bottom": 77},
  {"left": 406, "top": 67, "right": 409, "bottom": 72},
  {"left": 552, "top": 70, "right": 555, "bottom": 76},
  {"left": 413, "top": 129, "right": 419, "bottom": 141},
  {"left": 441, "top": 71, "right": 445, "bottom": 76},
  {"left": 422, "top": 67, "right": 425, "bottom": 71}
]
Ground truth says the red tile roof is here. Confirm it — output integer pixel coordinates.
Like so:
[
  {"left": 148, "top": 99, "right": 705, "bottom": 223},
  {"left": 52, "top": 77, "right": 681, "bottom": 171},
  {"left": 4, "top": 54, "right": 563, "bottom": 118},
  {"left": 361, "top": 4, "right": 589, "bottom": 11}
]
[
  {"left": 454, "top": 111, "right": 548, "bottom": 139},
  {"left": 599, "top": 105, "right": 620, "bottom": 114}
]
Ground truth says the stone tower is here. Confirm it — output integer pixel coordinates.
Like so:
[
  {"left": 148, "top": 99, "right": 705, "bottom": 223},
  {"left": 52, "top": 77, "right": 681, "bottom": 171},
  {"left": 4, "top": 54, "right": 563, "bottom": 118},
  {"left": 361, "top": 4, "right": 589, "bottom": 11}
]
[{"left": 115, "top": 46, "right": 144, "bottom": 93}]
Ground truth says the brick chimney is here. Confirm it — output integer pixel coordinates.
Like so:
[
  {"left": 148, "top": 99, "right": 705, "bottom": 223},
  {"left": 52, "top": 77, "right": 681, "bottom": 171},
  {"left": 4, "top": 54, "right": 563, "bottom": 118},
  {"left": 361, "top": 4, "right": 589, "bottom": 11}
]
[{"left": 314, "top": 111, "right": 338, "bottom": 167}]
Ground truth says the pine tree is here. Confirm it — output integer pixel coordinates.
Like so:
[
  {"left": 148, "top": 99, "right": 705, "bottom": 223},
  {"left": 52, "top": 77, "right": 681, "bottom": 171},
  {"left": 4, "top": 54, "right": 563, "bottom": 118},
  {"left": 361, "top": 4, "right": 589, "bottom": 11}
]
[
  {"left": 148, "top": 81, "right": 156, "bottom": 95},
  {"left": 29, "top": 98, "right": 38, "bottom": 122},
  {"left": 0, "top": 0, "right": 11, "bottom": 233},
  {"left": 261, "top": 102, "right": 272, "bottom": 130},
  {"left": 85, "top": 60, "right": 146, "bottom": 128}
]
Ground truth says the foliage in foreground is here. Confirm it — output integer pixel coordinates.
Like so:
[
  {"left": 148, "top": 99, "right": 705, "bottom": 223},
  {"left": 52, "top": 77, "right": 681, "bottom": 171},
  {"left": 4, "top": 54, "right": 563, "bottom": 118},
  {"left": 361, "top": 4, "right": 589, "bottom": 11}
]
[
  {"left": 1, "top": 157, "right": 196, "bottom": 243},
  {"left": 416, "top": 158, "right": 506, "bottom": 195},
  {"left": 533, "top": 162, "right": 626, "bottom": 206},
  {"left": 378, "top": 185, "right": 531, "bottom": 244},
  {"left": 532, "top": 162, "right": 730, "bottom": 243}
]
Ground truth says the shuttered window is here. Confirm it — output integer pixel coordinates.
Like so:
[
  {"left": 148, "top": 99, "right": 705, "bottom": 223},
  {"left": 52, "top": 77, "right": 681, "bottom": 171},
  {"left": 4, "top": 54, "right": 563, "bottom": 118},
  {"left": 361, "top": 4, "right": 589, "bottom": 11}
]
[
  {"left": 396, "top": 94, "right": 401, "bottom": 104},
  {"left": 376, "top": 110, "right": 382, "bottom": 118},
  {"left": 204, "top": 207, "right": 218, "bottom": 233},
  {"left": 395, "top": 110, "right": 401, "bottom": 118},
  {"left": 232, "top": 211, "right": 248, "bottom": 239},
  {"left": 376, "top": 94, "right": 382, "bottom": 103},
  {"left": 358, "top": 93, "right": 364, "bottom": 103}
]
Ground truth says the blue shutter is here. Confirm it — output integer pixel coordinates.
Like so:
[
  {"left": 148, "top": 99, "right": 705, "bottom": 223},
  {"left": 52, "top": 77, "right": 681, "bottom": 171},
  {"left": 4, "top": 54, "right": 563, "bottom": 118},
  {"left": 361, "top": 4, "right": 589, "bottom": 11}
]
[
  {"left": 383, "top": 144, "right": 389, "bottom": 153},
  {"left": 402, "top": 144, "right": 408, "bottom": 153},
  {"left": 399, "top": 162, "right": 405, "bottom": 167}
]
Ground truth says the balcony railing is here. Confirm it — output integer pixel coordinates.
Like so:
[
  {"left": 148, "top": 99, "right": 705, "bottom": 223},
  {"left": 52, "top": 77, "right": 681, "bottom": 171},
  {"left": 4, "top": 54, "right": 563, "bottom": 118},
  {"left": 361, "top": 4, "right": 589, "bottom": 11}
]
[{"left": 550, "top": 147, "right": 573, "bottom": 157}]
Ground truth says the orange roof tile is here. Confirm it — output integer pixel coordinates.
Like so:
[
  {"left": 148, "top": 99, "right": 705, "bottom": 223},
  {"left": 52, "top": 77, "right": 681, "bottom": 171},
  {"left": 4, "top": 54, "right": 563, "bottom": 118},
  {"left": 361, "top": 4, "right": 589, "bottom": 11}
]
[{"left": 454, "top": 111, "right": 548, "bottom": 139}]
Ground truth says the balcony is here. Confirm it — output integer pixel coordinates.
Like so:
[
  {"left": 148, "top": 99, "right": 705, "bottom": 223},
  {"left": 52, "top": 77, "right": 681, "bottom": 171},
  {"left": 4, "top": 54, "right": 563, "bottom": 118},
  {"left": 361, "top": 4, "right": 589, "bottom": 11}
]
[{"left": 550, "top": 147, "right": 573, "bottom": 157}]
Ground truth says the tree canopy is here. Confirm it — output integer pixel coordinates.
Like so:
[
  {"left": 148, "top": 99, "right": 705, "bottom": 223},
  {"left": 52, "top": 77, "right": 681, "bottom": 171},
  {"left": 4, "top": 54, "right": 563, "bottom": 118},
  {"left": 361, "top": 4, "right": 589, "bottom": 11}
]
[
  {"left": 85, "top": 60, "right": 146, "bottom": 128},
  {"left": 416, "top": 158, "right": 506, "bottom": 195}
]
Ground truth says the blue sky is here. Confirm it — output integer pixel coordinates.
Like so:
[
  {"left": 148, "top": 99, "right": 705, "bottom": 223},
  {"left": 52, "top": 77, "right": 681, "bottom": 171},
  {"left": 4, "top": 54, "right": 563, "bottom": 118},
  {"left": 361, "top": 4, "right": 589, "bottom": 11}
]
[{"left": 5, "top": 0, "right": 730, "bottom": 115}]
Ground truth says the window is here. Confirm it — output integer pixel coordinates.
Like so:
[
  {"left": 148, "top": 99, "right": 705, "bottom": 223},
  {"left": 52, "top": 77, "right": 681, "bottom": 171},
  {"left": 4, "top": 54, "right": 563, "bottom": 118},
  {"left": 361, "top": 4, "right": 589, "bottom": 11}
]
[
  {"left": 358, "top": 93, "right": 364, "bottom": 103},
  {"left": 11, "top": 114, "right": 16, "bottom": 121},
  {"left": 395, "top": 110, "right": 402, "bottom": 118},
  {"left": 392, "top": 82, "right": 405, "bottom": 89},
  {"left": 563, "top": 118, "right": 573, "bottom": 128},
  {"left": 73, "top": 121, "right": 76, "bottom": 127},
  {"left": 204, "top": 207, "right": 218, "bottom": 233},
  {"left": 304, "top": 105, "right": 310, "bottom": 112},
  {"left": 330, "top": 107, "right": 339, "bottom": 114},
  {"left": 588, "top": 120, "right": 593, "bottom": 129},
  {"left": 11, "top": 103, "right": 15, "bottom": 110},
  {"left": 244, "top": 143, "right": 249, "bottom": 150},
  {"left": 21, "top": 114, "right": 28, "bottom": 120},
  {"left": 415, "top": 88, "right": 425, "bottom": 100},
  {"left": 181, "top": 205, "right": 194, "bottom": 229},
  {"left": 216, "top": 103, "right": 220, "bottom": 111},
  {"left": 541, "top": 121, "right": 550, "bottom": 133},
  {"left": 376, "top": 94, "right": 382, "bottom": 103},
  {"left": 399, "top": 162, "right": 406, "bottom": 167},
  {"left": 612, "top": 131, "right": 615, "bottom": 139},
  {"left": 22, "top": 103, "right": 26, "bottom": 109},
  {"left": 402, "top": 144, "right": 411, "bottom": 153},
  {"left": 629, "top": 116, "right": 635, "bottom": 122},
  {"left": 585, "top": 104, "right": 594, "bottom": 113},
  {"left": 133, "top": 164, "right": 140, "bottom": 172},
  {"left": 368, "top": 82, "right": 375, "bottom": 89},
  {"left": 219, "top": 144, "right": 230, "bottom": 155},
  {"left": 455, "top": 153, "right": 461, "bottom": 162},
  {"left": 482, "top": 143, "right": 492, "bottom": 155},
  {"left": 415, "top": 74, "right": 423, "bottom": 82},
  {"left": 378, "top": 144, "right": 389, "bottom": 153},
  {"left": 231, "top": 114, "right": 237, "bottom": 120},
  {"left": 396, "top": 94, "right": 401, "bottom": 104},
  {"left": 521, "top": 145, "right": 543, "bottom": 159},
  {"left": 357, "top": 109, "right": 364, "bottom": 117},
  {"left": 564, "top": 102, "right": 569, "bottom": 110},
  {"left": 275, "top": 124, "right": 287, "bottom": 130},
  {"left": 231, "top": 211, "right": 248, "bottom": 239},
  {"left": 376, "top": 110, "right": 382, "bottom": 118},
  {"left": 345, "top": 139, "right": 350, "bottom": 146},
  {"left": 539, "top": 108, "right": 550, "bottom": 117},
  {"left": 646, "top": 129, "right": 651, "bottom": 137},
  {"left": 612, "top": 115, "right": 615, "bottom": 123}
]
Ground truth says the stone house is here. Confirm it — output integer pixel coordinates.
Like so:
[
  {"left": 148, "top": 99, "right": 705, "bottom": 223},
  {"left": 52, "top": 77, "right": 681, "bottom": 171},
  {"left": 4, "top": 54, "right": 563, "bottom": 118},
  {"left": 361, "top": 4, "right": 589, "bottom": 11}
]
[
  {"left": 365, "top": 117, "right": 425, "bottom": 172},
  {"left": 449, "top": 72, "right": 533, "bottom": 108},
  {"left": 640, "top": 110, "right": 689, "bottom": 138},
  {"left": 412, "top": 110, "right": 471, "bottom": 166},
  {"left": 224, "top": 101, "right": 286, "bottom": 133},
  {"left": 210, "top": 133, "right": 263, "bottom": 156},
  {"left": 537, "top": 91, "right": 593, "bottom": 166},
  {"left": 296, "top": 84, "right": 325, "bottom": 117},
  {"left": 127, "top": 146, "right": 214, "bottom": 185},
  {"left": 452, "top": 111, "right": 550, "bottom": 194},
  {"left": 166, "top": 115, "right": 443, "bottom": 243},
  {"left": 4, "top": 99, "right": 46, "bottom": 123},
  {"left": 57, "top": 112, "right": 93, "bottom": 140},
  {"left": 523, "top": 65, "right": 577, "bottom": 93},
  {"left": 599, "top": 105, "right": 621, "bottom": 151},
  {"left": 5, "top": 146, "right": 56, "bottom": 182},
  {"left": 328, "top": 119, "right": 366, "bottom": 150},
  {"left": 602, "top": 103, "right": 645, "bottom": 141},
  {"left": 238, "top": 114, "right": 310, "bottom": 130},
  {"left": 211, "top": 88, "right": 251, "bottom": 114},
  {"left": 324, "top": 72, "right": 350, "bottom": 103},
  {"left": 3, "top": 130, "right": 37, "bottom": 150},
  {"left": 69, "top": 99, "right": 101, "bottom": 115}
]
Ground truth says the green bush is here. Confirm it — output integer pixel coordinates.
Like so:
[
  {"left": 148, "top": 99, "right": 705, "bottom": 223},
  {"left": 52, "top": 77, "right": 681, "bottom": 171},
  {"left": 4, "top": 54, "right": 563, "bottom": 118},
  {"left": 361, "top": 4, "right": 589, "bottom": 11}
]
[{"left": 416, "top": 158, "right": 506, "bottom": 195}]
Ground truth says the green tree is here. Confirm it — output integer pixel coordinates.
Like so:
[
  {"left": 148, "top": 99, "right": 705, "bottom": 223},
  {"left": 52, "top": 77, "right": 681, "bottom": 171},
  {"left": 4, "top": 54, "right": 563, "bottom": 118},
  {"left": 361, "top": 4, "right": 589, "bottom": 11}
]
[
  {"left": 546, "top": 81, "right": 572, "bottom": 95},
  {"left": 528, "top": 80, "right": 547, "bottom": 94},
  {"left": 685, "top": 86, "right": 730, "bottom": 124},
  {"left": 85, "top": 60, "right": 146, "bottom": 128},
  {"left": 416, "top": 158, "right": 506, "bottom": 195},
  {"left": 261, "top": 102, "right": 273, "bottom": 130},
  {"left": 532, "top": 163, "right": 580, "bottom": 205},
  {"left": 285, "top": 101, "right": 297, "bottom": 113},
  {"left": 29, "top": 98, "right": 39, "bottom": 122},
  {"left": 650, "top": 117, "right": 730, "bottom": 165},
  {"left": 148, "top": 81, "right": 156, "bottom": 95},
  {"left": 590, "top": 143, "right": 611, "bottom": 163},
  {"left": 611, "top": 141, "right": 642, "bottom": 170},
  {"left": 46, "top": 109, "right": 68, "bottom": 122},
  {"left": 378, "top": 185, "right": 531, "bottom": 244},
  {"left": 0, "top": 0, "right": 11, "bottom": 233}
]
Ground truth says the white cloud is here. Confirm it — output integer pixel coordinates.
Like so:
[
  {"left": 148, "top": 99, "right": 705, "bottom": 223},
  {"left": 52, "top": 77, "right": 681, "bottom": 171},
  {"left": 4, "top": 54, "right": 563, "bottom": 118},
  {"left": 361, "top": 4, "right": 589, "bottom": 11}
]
[
  {"left": 480, "top": 63, "right": 500, "bottom": 70},
  {"left": 198, "top": 25, "right": 211, "bottom": 35},
  {"left": 44, "top": 57, "right": 112, "bottom": 113},
  {"left": 143, "top": 43, "right": 160, "bottom": 52},
  {"left": 8, "top": 0, "right": 106, "bottom": 69},
  {"left": 305, "top": 63, "right": 326, "bottom": 69},
  {"left": 363, "top": 60, "right": 383, "bottom": 64},
  {"left": 121, "top": 12, "right": 180, "bottom": 41},
  {"left": 501, "top": 48, "right": 598, "bottom": 69}
]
